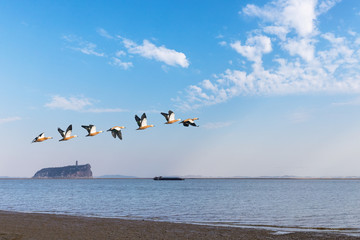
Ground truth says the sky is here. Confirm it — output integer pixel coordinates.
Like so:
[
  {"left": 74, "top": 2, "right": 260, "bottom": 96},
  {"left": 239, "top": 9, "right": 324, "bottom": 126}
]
[{"left": 1, "top": 0, "right": 360, "bottom": 177}]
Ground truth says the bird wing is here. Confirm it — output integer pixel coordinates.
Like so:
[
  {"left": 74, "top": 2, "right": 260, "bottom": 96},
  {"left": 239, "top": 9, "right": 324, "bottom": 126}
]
[
  {"left": 65, "top": 125, "right": 73, "bottom": 138},
  {"left": 58, "top": 128, "right": 65, "bottom": 137},
  {"left": 32, "top": 134, "right": 40, "bottom": 143},
  {"left": 189, "top": 122, "right": 197, "bottom": 127},
  {"left": 168, "top": 110, "right": 175, "bottom": 121},
  {"left": 135, "top": 115, "right": 141, "bottom": 127},
  {"left": 161, "top": 112, "right": 169, "bottom": 121},
  {"left": 140, "top": 113, "right": 147, "bottom": 127},
  {"left": 39, "top": 133, "right": 45, "bottom": 138},
  {"left": 183, "top": 122, "right": 190, "bottom": 127},
  {"left": 116, "top": 130, "right": 122, "bottom": 140},
  {"left": 111, "top": 130, "right": 117, "bottom": 138},
  {"left": 89, "top": 125, "right": 96, "bottom": 134},
  {"left": 81, "top": 125, "right": 91, "bottom": 134}
]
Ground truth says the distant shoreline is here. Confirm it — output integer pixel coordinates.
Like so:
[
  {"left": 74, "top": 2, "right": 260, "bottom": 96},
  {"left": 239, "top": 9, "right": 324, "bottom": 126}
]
[{"left": 1, "top": 177, "right": 360, "bottom": 180}]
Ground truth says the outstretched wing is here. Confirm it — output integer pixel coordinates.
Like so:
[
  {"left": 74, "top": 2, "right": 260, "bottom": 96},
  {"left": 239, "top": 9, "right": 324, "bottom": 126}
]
[
  {"left": 32, "top": 133, "right": 43, "bottom": 143},
  {"left": 161, "top": 112, "right": 169, "bottom": 121},
  {"left": 58, "top": 128, "right": 65, "bottom": 137},
  {"left": 65, "top": 124, "right": 73, "bottom": 138},
  {"left": 140, "top": 113, "right": 147, "bottom": 127},
  {"left": 89, "top": 125, "right": 96, "bottom": 134},
  {"left": 168, "top": 110, "right": 175, "bottom": 121},
  {"left": 183, "top": 122, "right": 190, "bottom": 127},
  {"left": 81, "top": 125, "right": 91, "bottom": 134},
  {"left": 135, "top": 115, "right": 141, "bottom": 127}
]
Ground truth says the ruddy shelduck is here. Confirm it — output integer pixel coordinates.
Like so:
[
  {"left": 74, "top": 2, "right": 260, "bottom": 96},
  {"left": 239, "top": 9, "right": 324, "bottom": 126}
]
[
  {"left": 179, "top": 118, "right": 199, "bottom": 127},
  {"left": 32, "top": 133, "right": 53, "bottom": 143},
  {"left": 135, "top": 113, "right": 154, "bottom": 130},
  {"left": 161, "top": 110, "right": 181, "bottom": 124},
  {"left": 58, "top": 124, "right": 78, "bottom": 141},
  {"left": 82, "top": 124, "right": 103, "bottom": 137},
  {"left": 107, "top": 126, "right": 125, "bottom": 140}
]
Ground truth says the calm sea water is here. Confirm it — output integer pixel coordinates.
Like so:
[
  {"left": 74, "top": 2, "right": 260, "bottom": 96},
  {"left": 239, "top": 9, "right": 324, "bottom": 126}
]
[{"left": 0, "top": 179, "right": 359, "bottom": 235}]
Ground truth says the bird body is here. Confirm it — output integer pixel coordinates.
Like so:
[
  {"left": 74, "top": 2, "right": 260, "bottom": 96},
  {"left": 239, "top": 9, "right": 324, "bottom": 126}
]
[
  {"left": 161, "top": 110, "right": 181, "bottom": 124},
  {"left": 180, "top": 118, "right": 199, "bottom": 127},
  {"left": 32, "top": 133, "right": 53, "bottom": 143},
  {"left": 135, "top": 113, "right": 154, "bottom": 130},
  {"left": 107, "top": 126, "right": 125, "bottom": 140},
  {"left": 82, "top": 125, "right": 103, "bottom": 137},
  {"left": 58, "top": 125, "right": 78, "bottom": 141}
]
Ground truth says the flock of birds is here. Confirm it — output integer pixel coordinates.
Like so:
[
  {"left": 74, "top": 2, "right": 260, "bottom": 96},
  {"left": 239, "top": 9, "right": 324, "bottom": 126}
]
[{"left": 32, "top": 110, "right": 199, "bottom": 143}]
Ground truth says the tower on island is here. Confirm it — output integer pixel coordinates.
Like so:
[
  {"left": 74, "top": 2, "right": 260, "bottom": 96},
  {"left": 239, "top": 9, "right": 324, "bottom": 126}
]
[{"left": 76, "top": 160, "right": 78, "bottom": 166}]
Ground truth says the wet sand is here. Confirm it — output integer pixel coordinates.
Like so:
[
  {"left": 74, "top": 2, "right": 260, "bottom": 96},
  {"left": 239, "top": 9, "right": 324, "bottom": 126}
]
[{"left": 0, "top": 211, "right": 358, "bottom": 240}]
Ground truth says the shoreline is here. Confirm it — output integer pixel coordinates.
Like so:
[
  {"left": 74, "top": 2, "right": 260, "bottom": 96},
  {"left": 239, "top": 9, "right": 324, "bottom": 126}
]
[{"left": 0, "top": 211, "right": 358, "bottom": 240}]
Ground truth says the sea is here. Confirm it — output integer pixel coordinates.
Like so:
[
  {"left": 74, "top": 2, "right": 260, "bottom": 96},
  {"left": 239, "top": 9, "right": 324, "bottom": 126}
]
[{"left": 0, "top": 178, "right": 359, "bottom": 236}]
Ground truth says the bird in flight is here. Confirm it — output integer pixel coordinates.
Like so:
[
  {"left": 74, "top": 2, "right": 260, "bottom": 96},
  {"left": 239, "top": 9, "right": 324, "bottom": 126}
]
[
  {"left": 58, "top": 124, "right": 78, "bottom": 141},
  {"left": 107, "top": 126, "right": 125, "bottom": 140},
  {"left": 161, "top": 110, "right": 181, "bottom": 124},
  {"left": 32, "top": 133, "right": 53, "bottom": 143},
  {"left": 179, "top": 118, "right": 199, "bottom": 127},
  {"left": 135, "top": 113, "right": 154, "bottom": 130},
  {"left": 81, "top": 125, "right": 103, "bottom": 137}
]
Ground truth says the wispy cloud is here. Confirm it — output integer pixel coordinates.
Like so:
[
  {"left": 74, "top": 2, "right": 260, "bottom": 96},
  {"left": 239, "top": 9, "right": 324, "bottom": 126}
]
[
  {"left": 120, "top": 37, "right": 190, "bottom": 68},
  {"left": 332, "top": 96, "right": 360, "bottom": 106},
  {"left": 45, "top": 95, "right": 126, "bottom": 113},
  {"left": 109, "top": 57, "right": 133, "bottom": 70},
  {"left": 177, "top": 0, "right": 360, "bottom": 110},
  {"left": 45, "top": 95, "right": 92, "bottom": 111},
  {"left": 97, "top": 28, "right": 113, "bottom": 39},
  {"left": 0, "top": 117, "right": 21, "bottom": 124},
  {"left": 63, "top": 35, "right": 105, "bottom": 57}
]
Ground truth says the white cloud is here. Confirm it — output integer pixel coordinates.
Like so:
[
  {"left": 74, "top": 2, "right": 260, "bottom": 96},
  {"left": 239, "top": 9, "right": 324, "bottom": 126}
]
[
  {"left": 63, "top": 35, "right": 105, "bottom": 57},
  {"left": 45, "top": 96, "right": 92, "bottom": 111},
  {"left": 121, "top": 38, "right": 189, "bottom": 68},
  {"left": 176, "top": 0, "right": 354, "bottom": 110},
  {"left": 110, "top": 57, "right": 133, "bottom": 70},
  {"left": 230, "top": 35, "right": 272, "bottom": 62},
  {"left": 243, "top": 0, "right": 318, "bottom": 37},
  {"left": 116, "top": 50, "right": 126, "bottom": 57},
  {"left": 283, "top": 38, "right": 315, "bottom": 62},
  {"left": 0, "top": 117, "right": 21, "bottom": 124}
]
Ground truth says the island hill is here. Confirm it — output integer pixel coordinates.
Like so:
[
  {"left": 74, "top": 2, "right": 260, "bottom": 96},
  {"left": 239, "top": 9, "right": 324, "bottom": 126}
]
[{"left": 32, "top": 161, "right": 92, "bottom": 179}]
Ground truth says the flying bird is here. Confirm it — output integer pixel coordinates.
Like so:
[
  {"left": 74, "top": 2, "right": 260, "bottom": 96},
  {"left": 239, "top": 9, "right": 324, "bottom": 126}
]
[
  {"left": 161, "top": 110, "right": 181, "bottom": 124},
  {"left": 135, "top": 113, "right": 154, "bottom": 130},
  {"left": 32, "top": 133, "right": 53, "bottom": 143},
  {"left": 179, "top": 118, "right": 199, "bottom": 127},
  {"left": 107, "top": 126, "right": 125, "bottom": 140},
  {"left": 58, "top": 124, "right": 78, "bottom": 141},
  {"left": 81, "top": 124, "right": 103, "bottom": 137}
]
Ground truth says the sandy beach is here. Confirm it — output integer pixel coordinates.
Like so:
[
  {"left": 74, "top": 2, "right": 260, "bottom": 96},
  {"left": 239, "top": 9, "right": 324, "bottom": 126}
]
[{"left": 0, "top": 211, "right": 358, "bottom": 240}]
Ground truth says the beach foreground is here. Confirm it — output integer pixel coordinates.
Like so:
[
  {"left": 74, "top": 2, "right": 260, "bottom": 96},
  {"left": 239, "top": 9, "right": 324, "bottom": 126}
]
[{"left": 0, "top": 211, "right": 358, "bottom": 240}]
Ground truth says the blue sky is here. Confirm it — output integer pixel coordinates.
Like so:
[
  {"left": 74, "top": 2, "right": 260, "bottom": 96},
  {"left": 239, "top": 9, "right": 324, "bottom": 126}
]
[{"left": 1, "top": 0, "right": 360, "bottom": 177}]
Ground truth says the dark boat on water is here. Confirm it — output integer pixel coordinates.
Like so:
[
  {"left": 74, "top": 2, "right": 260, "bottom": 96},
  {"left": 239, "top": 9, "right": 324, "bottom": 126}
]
[{"left": 153, "top": 176, "right": 184, "bottom": 181}]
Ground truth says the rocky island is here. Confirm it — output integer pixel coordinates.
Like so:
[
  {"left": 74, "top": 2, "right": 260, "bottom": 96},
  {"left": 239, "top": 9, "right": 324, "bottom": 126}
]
[{"left": 32, "top": 162, "right": 92, "bottom": 179}]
